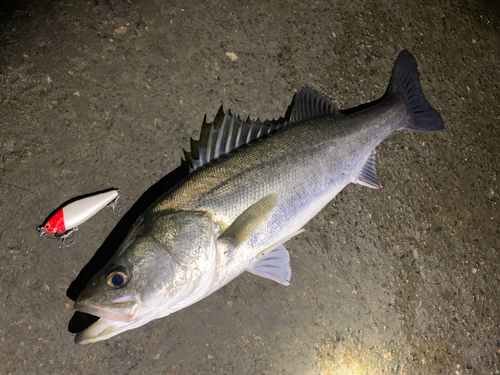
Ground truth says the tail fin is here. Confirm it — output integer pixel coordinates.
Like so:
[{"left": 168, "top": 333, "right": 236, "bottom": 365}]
[{"left": 387, "top": 50, "right": 444, "bottom": 132}]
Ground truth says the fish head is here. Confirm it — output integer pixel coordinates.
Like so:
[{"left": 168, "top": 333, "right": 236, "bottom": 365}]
[{"left": 74, "top": 210, "right": 218, "bottom": 344}]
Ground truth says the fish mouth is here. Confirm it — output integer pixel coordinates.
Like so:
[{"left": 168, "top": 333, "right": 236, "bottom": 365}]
[
  {"left": 74, "top": 294, "right": 140, "bottom": 322},
  {"left": 74, "top": 317, "right": 128, "bottom": 345},
  {"left": 73, "top": 294, "right": 140, "bottom": 344}
]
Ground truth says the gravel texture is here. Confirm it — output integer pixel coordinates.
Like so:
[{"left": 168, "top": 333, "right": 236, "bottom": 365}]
[{"left": 1, "top": 0, "right": 499, "bottom": 374}]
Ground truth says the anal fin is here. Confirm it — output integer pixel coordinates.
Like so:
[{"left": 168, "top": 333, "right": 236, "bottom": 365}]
[
  {"left": 247, "top": 245, "right": 291, "bottom": 286},
  {"left": 355, "top": 151, "right": 382, "bottom": 189}
]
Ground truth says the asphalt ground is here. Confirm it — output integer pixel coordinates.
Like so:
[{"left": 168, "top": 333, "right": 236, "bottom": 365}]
[{"left": 1, "top": 0, "right": 499, "bottom": 373}]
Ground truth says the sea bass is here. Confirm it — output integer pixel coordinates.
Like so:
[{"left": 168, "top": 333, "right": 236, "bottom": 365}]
[{"left": 73, "top": 50, "right": 444, "bottom": 344}]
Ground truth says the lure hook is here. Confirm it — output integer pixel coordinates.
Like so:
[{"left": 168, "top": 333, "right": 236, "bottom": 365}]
[
  {"left": 107, "top": 190, "right": 122, "bottom": 214},
  {"left": 55, "top": 227, "right": 78, "bottom": 247}
]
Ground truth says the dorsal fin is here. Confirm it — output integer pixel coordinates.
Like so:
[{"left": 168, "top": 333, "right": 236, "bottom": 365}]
[
  {"left": 183, "top": 88, "right": 339, "bottom": 171},
  {"left": 184, "top": 107, "right": 289, "bottom": 171},
  {"left": 289, "top": 87, "right": 339, "bottom": 123}
]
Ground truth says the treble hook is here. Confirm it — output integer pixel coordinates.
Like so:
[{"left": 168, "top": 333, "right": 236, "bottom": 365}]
[
  {"left": 107, "top": 190, "right": 122, "bottom": 214},
  {"left": 55, "top": 227, "right": 78, "bottom": 247}
]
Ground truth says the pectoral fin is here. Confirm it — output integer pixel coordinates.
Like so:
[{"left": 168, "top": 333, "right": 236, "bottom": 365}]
[
  {"left": 247, "top": 245, "right": 291, "bottom": 286},
  {"left": 220, "top": 193, "right": 278, "bottom": 247}
]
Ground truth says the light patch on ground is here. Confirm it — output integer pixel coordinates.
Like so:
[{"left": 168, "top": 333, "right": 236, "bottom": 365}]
[{"left": 316, "top": 332, "right": 399, "bottom": 375}]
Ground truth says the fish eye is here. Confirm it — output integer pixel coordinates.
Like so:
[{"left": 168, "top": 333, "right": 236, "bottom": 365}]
[{"left": 106, "top": 268, "right": 130, "bottom": 289}]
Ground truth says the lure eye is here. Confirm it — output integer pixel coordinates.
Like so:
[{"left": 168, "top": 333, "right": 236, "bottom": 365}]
[
  {"left": 106, "top": 268, "right": 130, "bottom": 289},
  {"left": 45, "top": 224, "right": 50, "bottom": 229}
]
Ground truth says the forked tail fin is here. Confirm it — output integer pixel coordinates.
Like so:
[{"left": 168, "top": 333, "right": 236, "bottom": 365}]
[{"left": 387, "top": 50, "right": 444, "bottom": 132}]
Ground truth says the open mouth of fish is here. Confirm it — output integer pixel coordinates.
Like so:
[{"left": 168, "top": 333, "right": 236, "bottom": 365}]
[{"left": 72, "top": 295, "right": 140, "bottom": 344}]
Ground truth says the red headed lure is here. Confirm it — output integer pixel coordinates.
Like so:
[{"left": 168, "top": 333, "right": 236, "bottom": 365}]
[{"left": 38, "top": 189, "right": 121, "bottom": 246}]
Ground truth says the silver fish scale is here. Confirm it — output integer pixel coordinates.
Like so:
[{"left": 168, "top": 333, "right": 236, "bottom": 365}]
[{"left": 152, "top": 98, "right": 407, "bottom": 292}]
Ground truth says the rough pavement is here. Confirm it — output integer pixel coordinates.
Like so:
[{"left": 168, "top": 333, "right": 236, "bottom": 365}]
[{"left": 1, "top": 0, "right": 499, "bottom": 374}]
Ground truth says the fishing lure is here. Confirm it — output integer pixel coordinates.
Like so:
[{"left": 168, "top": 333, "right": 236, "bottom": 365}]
[{"left": 38, "top": 189, "right": 121, "bottom": 246}]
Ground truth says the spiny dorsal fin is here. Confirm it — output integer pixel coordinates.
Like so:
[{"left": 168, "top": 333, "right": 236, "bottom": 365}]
[
  {"left": 184, "top": 106, "right": 289, "bottom": 171},
  {"left": 355, "top": 151, "right": 382, "bottom": 189},
  {"left": 289, "top": 87, "right": 339, "bottom": 123},
  {"left": 183, "top": 87, "right": 339, "bottom": 171}
]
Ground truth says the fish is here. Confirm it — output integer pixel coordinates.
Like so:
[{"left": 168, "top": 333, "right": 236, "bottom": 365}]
[{"left": 72, "top": 50, "right": 444, "bottom": 344}]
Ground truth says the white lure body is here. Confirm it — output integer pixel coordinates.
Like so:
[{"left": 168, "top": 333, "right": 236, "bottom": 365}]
[
  {"left": 63, "top": 190, "right": 120, "bottom": 230},
  {"left": 39, "top": 189, "right": 121, "bottom": 235}
]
